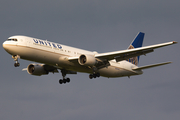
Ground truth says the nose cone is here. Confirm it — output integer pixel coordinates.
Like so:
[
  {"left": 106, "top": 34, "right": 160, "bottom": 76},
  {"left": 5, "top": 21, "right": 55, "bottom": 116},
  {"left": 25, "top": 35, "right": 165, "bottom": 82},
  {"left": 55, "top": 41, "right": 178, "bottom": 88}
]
[
  {"left": 2, "top": 41, "right": 8, "bottom": 51},
  {"left": 2, "top": 41, "right": 14, "bottom": 55},
  {"left": 3, "top": 41, "right": 6, "bottom": 49}
]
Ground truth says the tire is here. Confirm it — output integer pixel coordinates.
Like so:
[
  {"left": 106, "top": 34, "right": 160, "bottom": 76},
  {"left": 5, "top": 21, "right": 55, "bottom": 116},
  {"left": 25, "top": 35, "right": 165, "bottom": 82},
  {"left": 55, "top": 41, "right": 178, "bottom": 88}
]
[
  {"left": 89, "top": 74, "right": 93, "bottom": 79},
  {"left": 63, "top": 79, "right": 66, "bottom": 83},
  {"left": 96, "top": 73, "right": 100, "bottom": 77},
  {"left": 59, "top": 79, "right": 63, "bottom": 84},
  {"left": 93, "top": 74, "right": 96, "bottom": 78},
  {"left": 66, "top": 78, "right": 70, "bottom": 83}
]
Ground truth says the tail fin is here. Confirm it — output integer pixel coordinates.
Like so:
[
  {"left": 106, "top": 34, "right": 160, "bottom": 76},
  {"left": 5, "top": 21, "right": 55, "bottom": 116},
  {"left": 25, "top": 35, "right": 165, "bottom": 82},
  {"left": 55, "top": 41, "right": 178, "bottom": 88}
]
[{"left": 127, "top": 32, "right": 145, "bottom": 65}]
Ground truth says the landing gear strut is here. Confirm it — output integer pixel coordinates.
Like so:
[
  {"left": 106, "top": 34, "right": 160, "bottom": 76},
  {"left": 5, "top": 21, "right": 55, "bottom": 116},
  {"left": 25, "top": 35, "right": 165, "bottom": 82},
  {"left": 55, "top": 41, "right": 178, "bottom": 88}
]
[
  {"left": 59, "top": 69, "right": 70, "bottom": 84},
  {"left": 12, "top": 55, "right": 20, "bottom": 67}
]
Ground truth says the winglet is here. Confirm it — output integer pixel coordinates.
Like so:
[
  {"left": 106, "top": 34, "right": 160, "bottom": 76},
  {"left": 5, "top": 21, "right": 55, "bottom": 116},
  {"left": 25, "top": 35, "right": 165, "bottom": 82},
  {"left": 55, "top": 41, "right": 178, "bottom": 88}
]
[{"left": 173, "top": 41, "right": 178, "bottom": 44}]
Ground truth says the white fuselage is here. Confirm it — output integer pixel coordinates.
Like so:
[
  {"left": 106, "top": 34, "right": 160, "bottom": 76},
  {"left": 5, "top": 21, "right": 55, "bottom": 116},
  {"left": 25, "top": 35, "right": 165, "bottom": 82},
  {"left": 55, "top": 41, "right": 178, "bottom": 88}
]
[{"left": 3, "top": 36, "right": 143, "bottom": 77}]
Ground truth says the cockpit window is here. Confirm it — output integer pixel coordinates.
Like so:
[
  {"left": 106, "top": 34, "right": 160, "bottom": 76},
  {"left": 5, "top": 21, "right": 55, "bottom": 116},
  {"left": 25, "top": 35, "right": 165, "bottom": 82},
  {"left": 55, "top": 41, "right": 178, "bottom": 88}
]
[{"left": 7, "top": 39, "right": 18, "bottom": 41}]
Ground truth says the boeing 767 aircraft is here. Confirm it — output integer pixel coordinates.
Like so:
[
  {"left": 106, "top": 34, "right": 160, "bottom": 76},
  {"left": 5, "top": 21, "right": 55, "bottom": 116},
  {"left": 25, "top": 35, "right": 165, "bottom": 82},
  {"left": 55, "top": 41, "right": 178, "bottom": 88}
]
[{"left": 2, "top": 32, "right": 177, "bottom": 84}]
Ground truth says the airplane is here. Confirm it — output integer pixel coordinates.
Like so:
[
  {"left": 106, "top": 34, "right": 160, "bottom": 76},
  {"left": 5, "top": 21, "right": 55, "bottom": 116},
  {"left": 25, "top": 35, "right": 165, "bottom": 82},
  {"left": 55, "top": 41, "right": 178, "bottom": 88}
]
[{"left": 2, "top": 32, "right": 177, "bottom": 84}]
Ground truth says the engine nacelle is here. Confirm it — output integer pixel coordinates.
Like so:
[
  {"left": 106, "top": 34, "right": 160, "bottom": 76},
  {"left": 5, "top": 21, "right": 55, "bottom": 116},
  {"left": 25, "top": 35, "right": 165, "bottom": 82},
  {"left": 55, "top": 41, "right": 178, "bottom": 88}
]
[
  {"left": 78, "top": 54, "right": 97, "bottom": 66},
  {"left": 27, "top": 64, "right": 49, "bottom": 76}
]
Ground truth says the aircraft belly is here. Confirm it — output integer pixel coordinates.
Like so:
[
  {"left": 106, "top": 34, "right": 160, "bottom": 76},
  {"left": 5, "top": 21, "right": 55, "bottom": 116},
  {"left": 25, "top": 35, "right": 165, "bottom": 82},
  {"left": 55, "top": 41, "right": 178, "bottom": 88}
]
[{"left": 98, "top": 67, "right": 126, "bottom": 77}]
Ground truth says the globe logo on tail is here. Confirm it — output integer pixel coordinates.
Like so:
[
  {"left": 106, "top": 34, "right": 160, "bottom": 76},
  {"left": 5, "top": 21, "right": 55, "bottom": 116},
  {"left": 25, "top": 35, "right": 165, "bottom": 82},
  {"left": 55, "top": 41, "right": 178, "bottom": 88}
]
[{"left": 127, "top": 45, "right": 138, "bottom": 66}]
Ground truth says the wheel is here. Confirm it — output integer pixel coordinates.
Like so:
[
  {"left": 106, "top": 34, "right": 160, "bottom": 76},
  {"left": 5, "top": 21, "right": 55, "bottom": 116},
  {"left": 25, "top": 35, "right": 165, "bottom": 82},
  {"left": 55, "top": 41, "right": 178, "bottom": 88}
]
[
  {"left": 14, "top": 63, "right": 17, "bottom": 67},
  {"left": 89, "top": 74, "right": 93, "bottom": 79},
  {"left": 96, "top": 73, "right": 100, "bottom": 77},
  {"left": 59, "top": 79, "right": 63, "bottom": 84},
  {"left": 14, "top": 63, "right": 18, "bottom": 67},
  {"left": 63, "top": 79, "right": 66, "bottom": 83},
  {"left": 93, "top": 74, "right": 96, "bottom": 78},
  {"left": 14, "top": 62, "right": 20, "bottom": 67},
  {"left": 66, "top": 78, "right": 70, "bottom": 83},
  {"left": 16, "top": 63, "right": 20, "bottom": 67}
]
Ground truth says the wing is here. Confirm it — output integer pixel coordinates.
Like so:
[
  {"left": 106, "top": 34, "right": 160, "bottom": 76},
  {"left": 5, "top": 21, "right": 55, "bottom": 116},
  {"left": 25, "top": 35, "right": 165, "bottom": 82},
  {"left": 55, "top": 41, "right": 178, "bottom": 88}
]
[
  {"left": 95, "top": 41, "right": 177, "bottom": 62},
  {"left": 22, "top": 64, "right": 77, "bottom": 74},
  {"left": 43, "top": 64, "right": 59, "bottom": 73},
  {"left": 43, "top": 64, "right": 77, "bottom": 74}
]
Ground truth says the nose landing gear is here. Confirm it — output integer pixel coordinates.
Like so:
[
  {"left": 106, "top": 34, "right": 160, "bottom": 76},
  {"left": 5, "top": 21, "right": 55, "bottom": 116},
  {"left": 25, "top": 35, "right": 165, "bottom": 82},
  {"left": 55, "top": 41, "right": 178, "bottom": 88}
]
[{"left": 12, "top": 55, "right": 20, "bottom": 67}]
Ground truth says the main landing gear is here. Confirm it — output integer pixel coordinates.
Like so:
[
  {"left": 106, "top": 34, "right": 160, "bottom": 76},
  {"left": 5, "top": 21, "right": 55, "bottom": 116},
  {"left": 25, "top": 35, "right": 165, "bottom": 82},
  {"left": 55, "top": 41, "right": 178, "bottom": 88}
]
[
  {"left": 59, "top": 69, "right": 70, "bottom": 84},
  {"left": 59, "top": 78, "right": 70, "bottom": 84},
  {"left": 12, "top": 55, "right": 20, "bottom": 67},
  {"left": 89, "top": 66, "right": 101, "bottom": 79},
  {"left": 89, "top": 73, "right": 100, "bottom": 79}
]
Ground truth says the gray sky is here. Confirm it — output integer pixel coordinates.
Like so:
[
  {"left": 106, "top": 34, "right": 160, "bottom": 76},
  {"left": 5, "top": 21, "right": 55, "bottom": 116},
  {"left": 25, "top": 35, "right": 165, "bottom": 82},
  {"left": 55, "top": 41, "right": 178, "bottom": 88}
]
[{"left": 0, "top": 0, "right": 180, "bottom": 120}]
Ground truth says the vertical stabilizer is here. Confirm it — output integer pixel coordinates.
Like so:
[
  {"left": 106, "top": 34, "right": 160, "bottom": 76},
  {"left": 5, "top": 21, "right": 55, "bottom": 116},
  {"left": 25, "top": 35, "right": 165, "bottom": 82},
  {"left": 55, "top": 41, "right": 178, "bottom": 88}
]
[{"left": 127, "top": 32, "right": 145, "bottom": 65}]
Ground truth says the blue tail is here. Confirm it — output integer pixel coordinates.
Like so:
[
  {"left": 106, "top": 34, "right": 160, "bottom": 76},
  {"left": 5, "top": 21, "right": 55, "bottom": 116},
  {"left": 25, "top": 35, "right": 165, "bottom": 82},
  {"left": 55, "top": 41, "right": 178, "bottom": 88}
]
[{"left": 127, "top": 32, "right": 145, "bottom": 65}]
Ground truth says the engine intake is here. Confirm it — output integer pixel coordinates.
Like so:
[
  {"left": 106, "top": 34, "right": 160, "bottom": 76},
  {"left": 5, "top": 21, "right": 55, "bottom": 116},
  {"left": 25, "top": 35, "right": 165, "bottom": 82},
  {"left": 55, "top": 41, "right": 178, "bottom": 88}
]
[
  {"left": 27, "top": 64, "right": 49, "bottom": 76},
  {"left": 78, "top": 54, "right": 97, "bottom": 66}
]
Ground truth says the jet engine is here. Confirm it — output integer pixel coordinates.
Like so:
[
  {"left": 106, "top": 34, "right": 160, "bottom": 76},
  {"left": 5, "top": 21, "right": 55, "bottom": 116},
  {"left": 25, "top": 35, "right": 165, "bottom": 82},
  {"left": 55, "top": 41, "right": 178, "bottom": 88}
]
[
  {"left": 27, "top": 64, "right": 49, "bottom": 76},
  {"left": 78, "top": 54, "right": 97, "bottom": 66}
]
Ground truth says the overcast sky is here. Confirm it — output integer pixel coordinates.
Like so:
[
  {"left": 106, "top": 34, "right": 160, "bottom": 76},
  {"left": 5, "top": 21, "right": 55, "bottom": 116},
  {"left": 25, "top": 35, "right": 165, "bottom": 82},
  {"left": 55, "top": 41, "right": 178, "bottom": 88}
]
[{"left": 0, "top": 0, "right": 180, "bottom": 120}]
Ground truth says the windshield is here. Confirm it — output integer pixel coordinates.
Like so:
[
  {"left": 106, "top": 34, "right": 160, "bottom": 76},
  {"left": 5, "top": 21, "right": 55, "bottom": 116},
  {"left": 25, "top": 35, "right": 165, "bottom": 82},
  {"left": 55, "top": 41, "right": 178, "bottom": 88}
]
[{"left": 7, "top": 39, "right": 18, "bottom": 41}]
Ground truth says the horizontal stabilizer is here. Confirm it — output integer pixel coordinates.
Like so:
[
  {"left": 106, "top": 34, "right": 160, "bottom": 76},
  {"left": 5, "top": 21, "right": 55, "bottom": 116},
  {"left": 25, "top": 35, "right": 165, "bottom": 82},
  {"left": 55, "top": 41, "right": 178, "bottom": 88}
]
[{"left": 132, "top": 61, "right": 172, "bottom": 70}]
